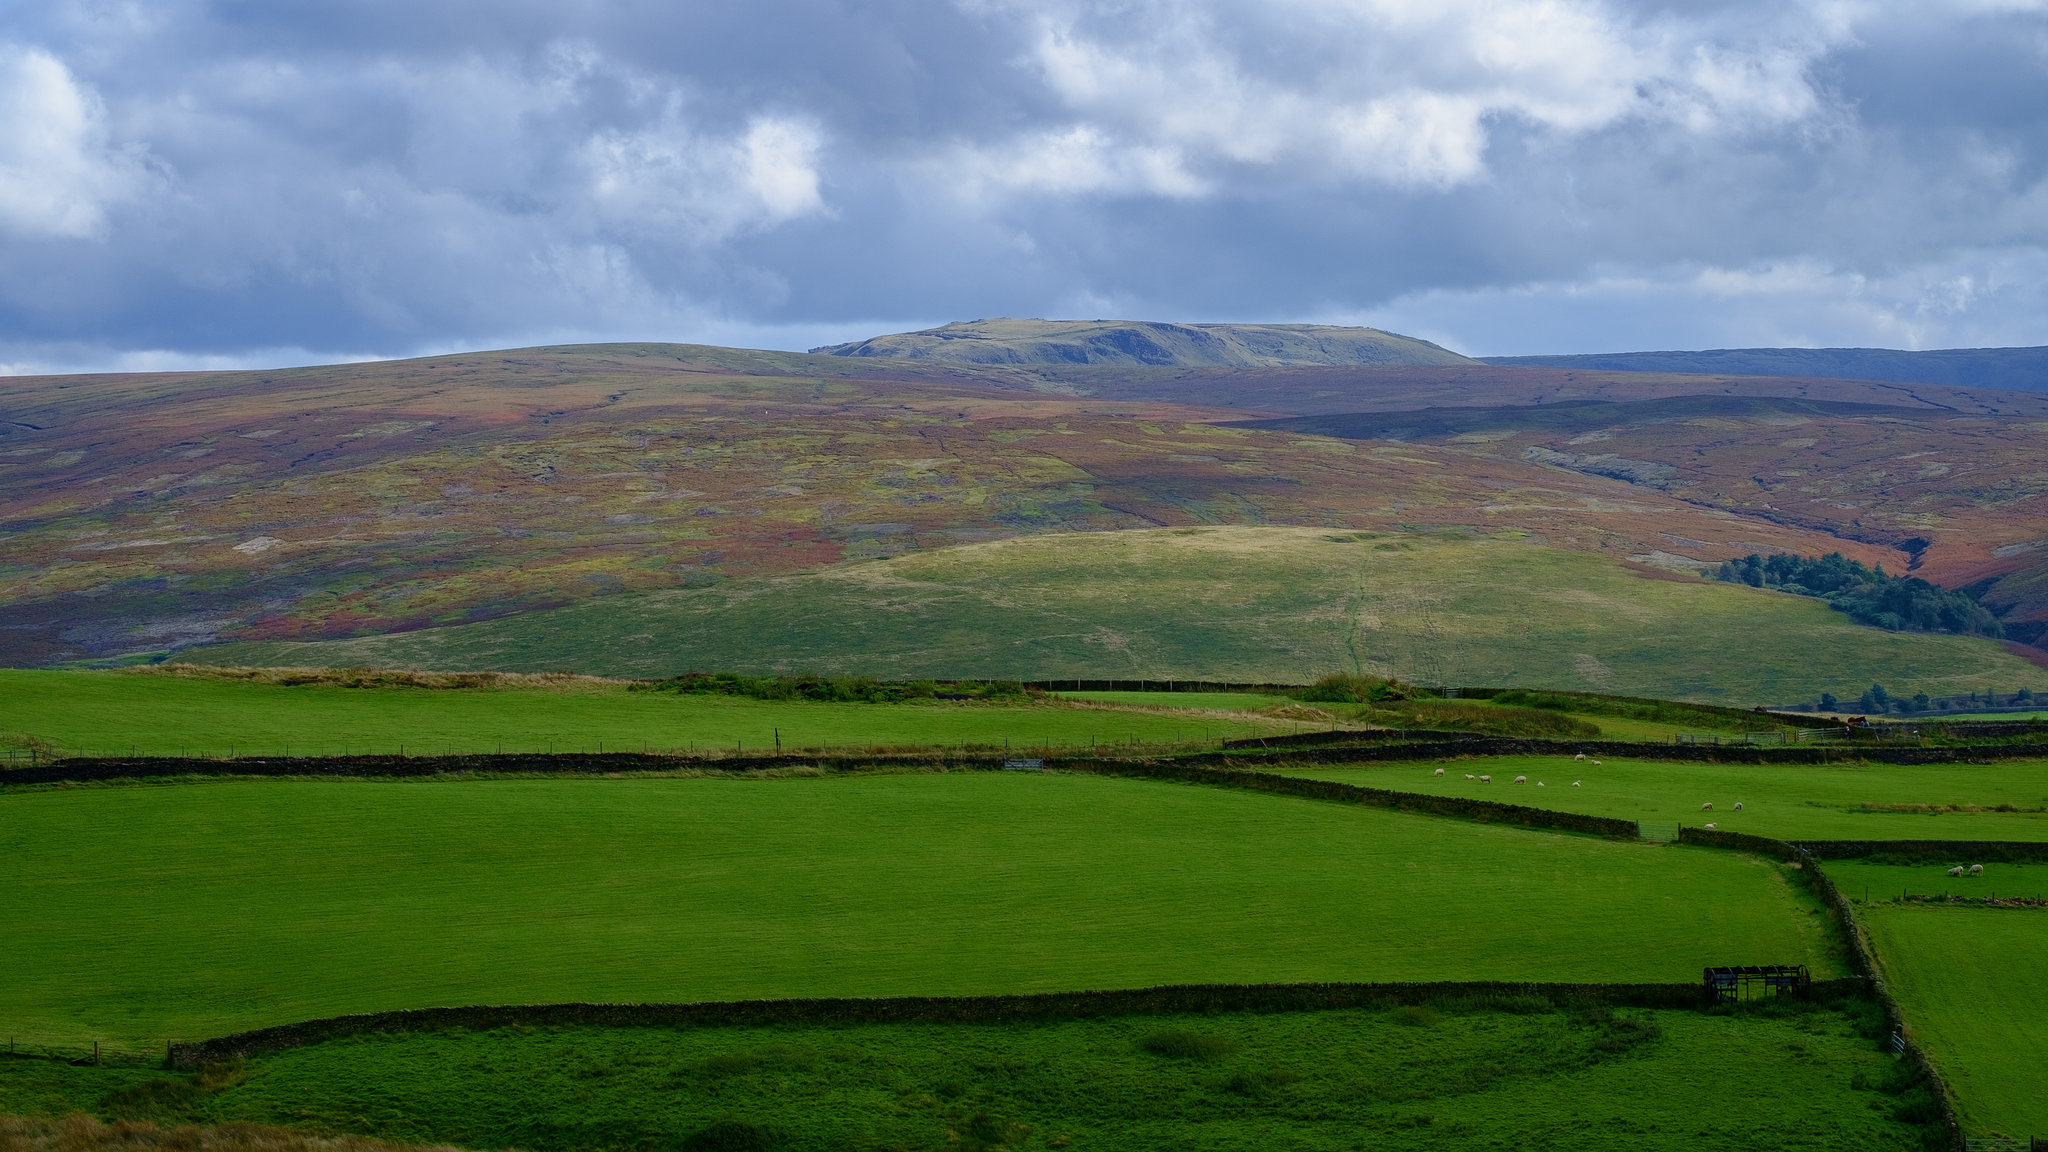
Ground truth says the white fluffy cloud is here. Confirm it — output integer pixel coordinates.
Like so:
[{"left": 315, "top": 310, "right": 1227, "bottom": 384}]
[
  {"left": 949, "top": 0, "right": 1841, "bottom": 193},
  {"left": 0, "top": 44, "right": 145, "bottom": 238},
  {"left": 0, "top": 0, "right": 2045, "bottom": 365}
]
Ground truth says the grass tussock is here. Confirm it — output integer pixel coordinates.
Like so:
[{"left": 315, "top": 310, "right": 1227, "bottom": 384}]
[
  {"left": 124, "top": 665, "right": 617, "bottom": 692},
  {"left": 0, "top": 1115, "right": 474, "bottom": 1152},
  {"left": 1137, "top": 1029, "right": 1238, "bottom": 1061}
]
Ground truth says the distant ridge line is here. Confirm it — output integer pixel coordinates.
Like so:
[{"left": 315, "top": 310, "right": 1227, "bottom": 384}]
[{"left": 1483, "top": 345, "right": 2048, "bottom": 392}]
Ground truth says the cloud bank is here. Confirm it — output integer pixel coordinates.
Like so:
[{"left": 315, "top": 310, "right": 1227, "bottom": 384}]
[{"left": 2, "top": 0, "right": 2046, "bottom": 368}]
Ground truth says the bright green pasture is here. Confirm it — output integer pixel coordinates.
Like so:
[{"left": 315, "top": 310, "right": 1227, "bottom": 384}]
[
  {"left": 0, "top": 669, "right": 1288, "bottom": 759},
  {"left": 188, "top": 527, "right": 2041, "bottom": 704},
  {"left": 1849, "top": 897, "right": 2048, "bottom": 1138},
  {"left": 0, "top": 1006, "right": 1931, "bottom": 1152},
  {"left": 1286, "top": 757, "right": 2048, "bottom": 841},
  {"left": 0, "top": 773, "right": 1836, "bottom": 1052},
  {"left": 1824, "top": 859, "right": 2048, "bottom": 901}
]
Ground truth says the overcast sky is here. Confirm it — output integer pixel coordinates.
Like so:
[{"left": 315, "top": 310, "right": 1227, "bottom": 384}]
[{"left": 4, "top": 0, "right": 2047, "bottom": 371}]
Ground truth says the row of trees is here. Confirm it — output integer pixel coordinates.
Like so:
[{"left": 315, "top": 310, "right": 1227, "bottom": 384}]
[
  {"left": 1812, "top": 685, "right": 2037, "bottom": 714},
  {"left": 1716, "top": 552, "right": 2002, "bottom": 637}
]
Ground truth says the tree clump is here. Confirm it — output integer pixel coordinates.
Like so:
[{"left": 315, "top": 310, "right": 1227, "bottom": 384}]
[{"left": 1715, "top": 553, "right": 2001, "bottom": 638}]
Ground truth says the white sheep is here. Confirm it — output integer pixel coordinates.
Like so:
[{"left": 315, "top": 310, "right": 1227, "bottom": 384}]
[
  {"left": 1733, "top": 802, "right": 1743, "bottom": 811},
  {"left": 1970, "top": 864, "right": 1984, "bottom": 875},
  {"left": 1572, "top": 780, "right": 1581, "bottom": 787},
  {"left": 1591, "top": 760, "right": 1601, "bottom": 765},
  {"left": 1574, "top": 753, "right": 1585, "bottom": 761},
  {"left": 1434, "top": 768, "right": 1445, "bottom": 776},
  {"left": 1701, "top": 802, "right": 1714, "bottom": 811},
  {"left": 1479, "top": 774, "right": 1492, "bottom": 782},
  {"left": 1514, "top": 775, "right": 1527, "bottom": 783},
  {"left": 1536, "top": 781, "right": 1546, "bottom": 787},
  {"left": 1948, "top": 866, "right": 1965, "bottom": 877},
  {"left": 1465, "top": 773, "right": 1475, "bottom": 780},
  {"left": 1704, "top": 823, "right": 1717, "bottom": 830}
]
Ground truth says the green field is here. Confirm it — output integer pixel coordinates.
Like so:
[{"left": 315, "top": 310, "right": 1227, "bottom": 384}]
[
  {"left": 0, "top": 1005, "right": 1935, "bottom": 1152},
  {"left": 0, "top": 772, "right": 1838, "bottom": 1052},
  {"left": 1824, "top": 860, "right": 2048, "bottom": 901},
  {"left": 1285, "top": 756, "right": 2048, "bottom": 841},
  {"left": 186, "top": 528, "right": 2041, "bottom": 704},
  {"left": 0, "top": 669, "right": 1294, "bottom": 760},
  {"left": 1845, "top": 894, "right": 2048, "bottom": 1138}
]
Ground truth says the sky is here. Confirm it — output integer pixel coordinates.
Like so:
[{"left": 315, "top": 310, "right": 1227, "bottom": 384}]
[{"left": 3, "top": 0, "right": 2048, "bottom": 371}]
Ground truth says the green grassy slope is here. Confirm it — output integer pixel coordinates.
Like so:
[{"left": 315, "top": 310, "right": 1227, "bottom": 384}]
[
  {"left": 0, "top": 669, "right": 1290, "bottom": 759},
  {"left": 1848, "top": 897, "right": 2048, "bottom": 1137},
  {"left": 0, "top": 1008, "right": 1929, "bottom": 1152},
  {"left": 0, "top": 773, "right": 1836, "bottom": 1052},
  {"left": 188, "top": 528, "right": 2040, "bottom": 704},
  {"left": 1287, "top": 758, "right": 2048, "bottom": 842}
]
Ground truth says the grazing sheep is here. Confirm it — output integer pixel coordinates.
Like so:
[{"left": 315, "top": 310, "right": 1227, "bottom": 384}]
[
  {"left": 1536, "top": 781, "right": 1546, "bottom": 787},
  {"left": 1591, "top": 760, "right": 1601, "bottom": 765},
  {"left": 1574, "top": 753, "right": 1586, "bottom": 761},
  {"left": 1572, "top": 780, "right": 1581, "bottom": 787},
  {"left": 1971, "top": 864, "right": 1984, "bottom": 875},
  {"left": 1465, "top": 773, "right": 1475, "bottom": 780},
  {"left": 1479, "top": 774, "right": 1492, "bottom": 782},
  {"left": 1733, "top": 802, "right": 1743, "bottom": 811},
  {"left": 1948, "top": 866, "right": 1966, "bottom": 877},
  {"left": 1701, "top": 802, "right": 1713, "bottom": 811},
  {"left": 1434, "top": 768, "right": 1445, "bottom": 776},
  {"left": 1704, "top": 823, "right": 1717, "bottom": 830},
  {"left": 1514, "top": 775, "right": 1527, "bottom": 783}
]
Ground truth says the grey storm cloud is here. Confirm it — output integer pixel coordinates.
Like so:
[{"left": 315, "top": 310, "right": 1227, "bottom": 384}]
[{"left": 1, "top": 0, "right": 2046, "bottom": 369}]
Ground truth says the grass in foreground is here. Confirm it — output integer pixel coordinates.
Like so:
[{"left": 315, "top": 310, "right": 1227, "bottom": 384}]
[
  {"left": 0, "top": 773, "right": 1837, "bottom": 1052},
  {"left": 0, "top": 669, "right": 1292, "bottom": 760},
  {"left": 1844, "top": 887, "right": 2048, "bottom": 1138},
  {"left": 184, "top": 527, "right": 2041, "bottom": 703},
  {"left": 0, "top": 1114, "right": 465, "bottom": 1152},
  {"left": 1283, "top": 757, "right": 2048, "bottom": 841},
  {"left": 0, "top": 1002, "right": 1934, "bottom": 1152}
]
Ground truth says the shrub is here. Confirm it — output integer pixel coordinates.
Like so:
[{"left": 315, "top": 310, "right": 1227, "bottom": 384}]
[
  {"left": 1293, "top": 674, "right": 1422, "bottom": 704},
  {"left": 1138, "top": 1029, "right": 1238, "bottom": 1061}
]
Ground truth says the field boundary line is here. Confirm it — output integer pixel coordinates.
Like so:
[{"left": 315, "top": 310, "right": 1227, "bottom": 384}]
[
  {"left": 21, "top": 729, "right": 2048, "bottom": 788},
  {"left": 1058, "top": 758, "right": 1644, "bottom": 838},
  {"left": 1679, "top": 825, "right": 1968, "bottom": 1151},
  {"left": 164, "top": 978, "right": 1850, "bottom": 1069},
  {"left": 1792, "top": 839, "right": 2048, "bottom": 863}
]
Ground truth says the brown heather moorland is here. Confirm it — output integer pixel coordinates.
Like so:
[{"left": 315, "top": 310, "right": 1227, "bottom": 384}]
[{"left": 0, "top": 345, "right": 1918, "bottom": 666}]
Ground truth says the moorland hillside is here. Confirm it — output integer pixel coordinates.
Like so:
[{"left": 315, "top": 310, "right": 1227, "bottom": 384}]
[
  {"left": 812, "top": 318, "right": 1474, "bottom": 367},
  {"left": 0, "top": 344, "right": 1893, "bottom": 668},
  {"left": 191, "top": 528, "right": 2041, "bottom": 702},
  {"left": 1489, "top": 345, "right": 2048, "bottom": 391},
  {"left": 10, "top": 333, "right": 2048, "bottom": 672}
]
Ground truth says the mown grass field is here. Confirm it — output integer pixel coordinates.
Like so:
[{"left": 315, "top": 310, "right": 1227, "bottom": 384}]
[
  {"left": 187, "top": 528, "right": 2042, "bottom": 704},
  {"left": 1285, "top": 756, "right": 2048, "bottom": 841},
  {"left": 0, "top": 772, "right": 1837, "bottom": 1053},
  {"left": 0, "top": 1005, "right": 1934, "bottom": 1152},
  {"left": 1845, "top": 893, "right": 2048, "bottom": 1138},
  {"left": 0, "top": 670, "right": 1294, "bottom": 760}
]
